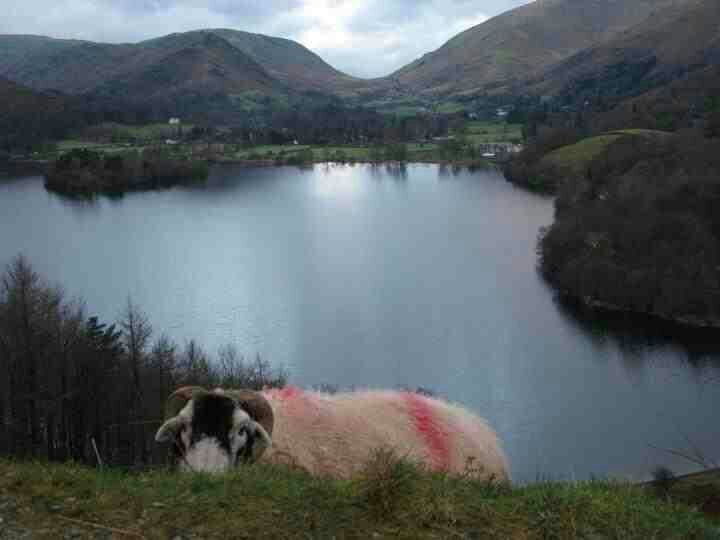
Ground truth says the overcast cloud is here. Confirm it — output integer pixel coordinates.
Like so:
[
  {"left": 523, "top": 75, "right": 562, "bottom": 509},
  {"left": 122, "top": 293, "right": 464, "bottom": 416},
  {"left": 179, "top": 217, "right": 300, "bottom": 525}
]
[{"left": 2, "top": 0, "right": 532, "bottom": 77}]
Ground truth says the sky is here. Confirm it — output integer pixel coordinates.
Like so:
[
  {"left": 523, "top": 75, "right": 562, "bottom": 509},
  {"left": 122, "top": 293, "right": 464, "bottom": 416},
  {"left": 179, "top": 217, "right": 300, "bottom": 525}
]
[{"left": 1, "top": 0, "right": 533, "bottom": 77}]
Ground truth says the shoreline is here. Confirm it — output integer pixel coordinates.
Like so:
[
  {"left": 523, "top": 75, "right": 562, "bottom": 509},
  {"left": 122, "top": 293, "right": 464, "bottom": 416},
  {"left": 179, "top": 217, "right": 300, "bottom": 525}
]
[
  {"left": 5, "top": 156, "right": 499, "bottom": 171},
  {"left": 557, "top": 290, "right": 720, "bottom": 330},
  {"left": 208, "top": 157, "right": 498, "bottom": 167}
]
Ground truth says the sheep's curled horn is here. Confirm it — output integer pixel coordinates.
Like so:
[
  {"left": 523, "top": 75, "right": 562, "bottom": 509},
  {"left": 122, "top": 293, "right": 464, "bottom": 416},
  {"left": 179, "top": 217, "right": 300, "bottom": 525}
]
[{"left": 164, "top": 386, "right": 275, "bottom": 437}]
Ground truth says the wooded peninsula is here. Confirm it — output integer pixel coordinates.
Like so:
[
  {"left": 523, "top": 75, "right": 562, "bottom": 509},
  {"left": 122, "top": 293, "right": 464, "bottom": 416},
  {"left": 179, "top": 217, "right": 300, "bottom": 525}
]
[{"left": 44, "top": 148, "right": 209, "bottom": 195}]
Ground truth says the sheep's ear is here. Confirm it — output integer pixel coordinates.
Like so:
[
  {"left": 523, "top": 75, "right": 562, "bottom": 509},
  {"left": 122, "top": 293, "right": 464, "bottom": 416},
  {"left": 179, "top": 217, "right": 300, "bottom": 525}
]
[
  {"left": 250, "top": 421, "right": 271, "bottom": 461},
  {"left": 155, "top": 416, "right": 186, "bottom": 443}
]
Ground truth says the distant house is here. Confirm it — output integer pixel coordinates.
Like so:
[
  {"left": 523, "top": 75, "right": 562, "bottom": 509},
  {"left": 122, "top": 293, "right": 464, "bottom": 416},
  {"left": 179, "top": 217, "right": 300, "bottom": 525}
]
[{"left": 168, "top": 118, "right": 181, "bottom": 125}]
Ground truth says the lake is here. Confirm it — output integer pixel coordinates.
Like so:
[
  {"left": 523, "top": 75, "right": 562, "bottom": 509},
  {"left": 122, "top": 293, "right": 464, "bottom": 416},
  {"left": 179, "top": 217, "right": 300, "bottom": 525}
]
[{"left": 1, "top": 163, "right": 719, "bottom": 483}]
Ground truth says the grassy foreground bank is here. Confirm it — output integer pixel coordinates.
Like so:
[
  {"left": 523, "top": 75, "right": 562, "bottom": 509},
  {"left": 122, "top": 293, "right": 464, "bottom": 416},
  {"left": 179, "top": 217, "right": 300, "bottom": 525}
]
[{"left": 1, "top": 459, "right": 718, "bottom": 539}]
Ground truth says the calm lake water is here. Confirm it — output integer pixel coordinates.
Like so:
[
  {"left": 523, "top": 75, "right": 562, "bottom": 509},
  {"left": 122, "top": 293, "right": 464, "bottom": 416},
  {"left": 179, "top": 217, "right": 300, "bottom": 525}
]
[{"left": 2, "top": 163, "right": 719, "bottom": 483}]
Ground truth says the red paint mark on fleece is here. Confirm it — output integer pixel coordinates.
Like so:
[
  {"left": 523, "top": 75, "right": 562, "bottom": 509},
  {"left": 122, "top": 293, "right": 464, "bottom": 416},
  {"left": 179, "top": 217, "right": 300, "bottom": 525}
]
[
  {"left": 263, "top": 386, "right": 307, "bottom": 412},
  {"left": 403, "top": 393, "right": 450, "bottom": 471},
  {"left": 276, "top": 386, "right": 303, "bottom": 400}
]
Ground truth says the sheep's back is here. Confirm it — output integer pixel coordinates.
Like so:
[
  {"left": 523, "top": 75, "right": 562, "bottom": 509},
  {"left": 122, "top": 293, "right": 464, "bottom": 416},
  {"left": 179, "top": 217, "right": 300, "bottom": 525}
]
[{"left": 261, "top": 388, "right": 508, "bottom": 480}]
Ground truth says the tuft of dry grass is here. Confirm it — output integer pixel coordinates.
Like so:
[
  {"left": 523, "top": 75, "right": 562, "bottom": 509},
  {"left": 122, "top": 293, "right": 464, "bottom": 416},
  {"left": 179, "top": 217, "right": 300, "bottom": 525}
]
[{"left": 356, "top": 447, "right": 423, "bottom": 518}]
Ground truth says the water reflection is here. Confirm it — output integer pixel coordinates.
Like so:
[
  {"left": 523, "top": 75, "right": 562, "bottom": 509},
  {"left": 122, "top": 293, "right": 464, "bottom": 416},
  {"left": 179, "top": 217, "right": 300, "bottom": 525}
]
[
  {"left": 555, "top": 294, "right": 720, "bottom": 373},
  {"left": 438, "top": 163, "right": 496, "bottom": 178},
  {"left": 383, "top": 163, "right": 408, "bottom": 180}
]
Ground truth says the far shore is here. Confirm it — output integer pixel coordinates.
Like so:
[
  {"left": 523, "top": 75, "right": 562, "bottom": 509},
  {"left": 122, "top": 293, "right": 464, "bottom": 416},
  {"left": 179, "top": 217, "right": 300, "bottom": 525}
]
[{"left": 3, "top": 156, "right": 500, "bottom": 173}]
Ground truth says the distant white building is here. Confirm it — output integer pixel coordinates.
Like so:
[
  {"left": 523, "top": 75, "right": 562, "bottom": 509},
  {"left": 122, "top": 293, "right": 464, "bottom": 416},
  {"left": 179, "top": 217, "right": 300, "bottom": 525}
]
[{"left": 168, "top": 118, "right": 181, "bottom": 125}]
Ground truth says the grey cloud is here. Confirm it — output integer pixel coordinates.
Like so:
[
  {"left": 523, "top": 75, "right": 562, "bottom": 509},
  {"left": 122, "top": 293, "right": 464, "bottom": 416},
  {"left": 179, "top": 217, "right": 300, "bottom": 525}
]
[{"left": 1, "top": 0, "right": 533, "bottom": 77}]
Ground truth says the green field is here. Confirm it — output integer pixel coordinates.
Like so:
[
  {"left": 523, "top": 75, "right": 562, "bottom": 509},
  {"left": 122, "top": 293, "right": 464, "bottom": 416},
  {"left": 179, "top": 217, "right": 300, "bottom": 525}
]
[
  {"left": 462, "top": 121, "right": 524, "bottom": 144},
  {"left": 542, "top": 134, "right": 625, "bottom": 175},
  {"left": 436, "top": 101, "right": 466, "bottom": 114},
  {"left": 1, "top": 459, "right": 718, "bottom": 539},
  {"left": 49, "top": 118, "right": 524, "bottom": 165},
  {"left": 81, "top": 122, "right": 193, "bottom": 142},
  {"left": 57, "top": 140, "right": 139, "bottom": 153},
  {"left": 541, "top": 129, "right": 672, "bottom": 176}
]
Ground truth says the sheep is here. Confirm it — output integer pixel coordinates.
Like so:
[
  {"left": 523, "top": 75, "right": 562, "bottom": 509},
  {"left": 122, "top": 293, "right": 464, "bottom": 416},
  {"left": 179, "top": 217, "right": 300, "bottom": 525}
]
[{"left": 155, "top": 386, "right": 509, "bottom": 481}]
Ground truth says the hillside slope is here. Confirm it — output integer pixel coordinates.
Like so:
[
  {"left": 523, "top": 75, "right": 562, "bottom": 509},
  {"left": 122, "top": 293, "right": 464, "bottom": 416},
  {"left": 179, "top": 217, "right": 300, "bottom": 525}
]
[
  {"left": 207, "top": 29, "right": 361, "bottom": 94},
  {"left": 0, "top": 34, "right": 84, "bottom": 75},
  {"left": 90, "top": 33, "right": 278, "bottom": 101},
  {"left": 0, "top": 29, "right": 359, "bottom": 98},
  {"left": 391, "top": 0, "right": 690, "bottom": 97},
  {"left": 0, "top": 77, "right": 81, "bottom": 151},
  {"left": 530, "top": 0, "right": 720, "bottom": 101},
  {"left": 1, "top": 0, "right": 710, "bottom": 106}
]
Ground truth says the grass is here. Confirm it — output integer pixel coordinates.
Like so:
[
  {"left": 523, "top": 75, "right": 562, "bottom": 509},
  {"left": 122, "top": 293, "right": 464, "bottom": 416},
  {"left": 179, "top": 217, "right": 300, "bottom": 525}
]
[
  {"left": 462, "top": 121, "right": 524, "bottom": 144},
  {"left": 542, "top": 134, "right": 624, "bottom": 176},
  {"left": 541, "top": 129, "right": 673, "bottom": 176},
  {"left": 656, "top": 468, "right": 720, "bottom": 519},
  {"left": 610, "top": 129, "right": 674, "bottom": 137},
  {"left": 435, "top": 101, "right": 466, "bottom": 114},
  {"left": 229, "top": 143, "right": 455, "bottom": 163},
  {"left": 1, "top": 457, "right": 718, "bottom": 539},
  {"left": 86, "top": 123, "right": 193, "bottom": 142},
  {"left": 57, "top": 140, "right": 134, "bottom": 153},
  {"left": 47, "top": 119, "right": 521, "bottom": 165},
  {"left": 47, "top": 140, "right": 477, "bottom": 166}
]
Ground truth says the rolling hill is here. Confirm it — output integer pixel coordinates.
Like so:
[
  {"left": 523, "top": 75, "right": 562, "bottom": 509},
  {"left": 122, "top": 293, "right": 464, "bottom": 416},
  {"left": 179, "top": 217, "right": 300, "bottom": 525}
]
[
  {"left": 0, "top": 77, "right": 81, "bottom": 151},
  {"left": 0, "top": 32, "right": 282, "bottom": 96},
  {"left": 528, "top": 0, "right": 720, "bottom": 101},
  {"left": 89, "top": 33, "right": 278, "bottom": 101},
  {"left": 389, "top": 0, "right": 692, "bottom": 97},
  {"left": 0, "top": 35, "right": 85, "bottom": 76},
  {"left": 0, "top": 29, "right": 363, "bottom": 99}
]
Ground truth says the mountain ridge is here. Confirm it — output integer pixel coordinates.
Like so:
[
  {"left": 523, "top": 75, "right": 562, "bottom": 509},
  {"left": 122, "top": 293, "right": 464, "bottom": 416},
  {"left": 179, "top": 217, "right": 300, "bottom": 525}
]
[
  {"left": 526, "top": 0, "right": 720, "bottom": 101},
  {"left": 0, "top": 0, "right": 716, "bottom": 110},
  {"left": 390, "top": 0, "right": 692, "bottom": 97}
]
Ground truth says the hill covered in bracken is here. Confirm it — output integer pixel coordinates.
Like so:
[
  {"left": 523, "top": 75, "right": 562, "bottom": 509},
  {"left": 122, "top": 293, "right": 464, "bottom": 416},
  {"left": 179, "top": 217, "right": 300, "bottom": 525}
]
[
  {"left": 0, "top": 77, "right": 78, "bottom": 153},
  {"left": 529, "top": 0, "right": 720, "bottom": 104},
  {"left": 389, "top": 0, "right": 691, "bottom": 97}
]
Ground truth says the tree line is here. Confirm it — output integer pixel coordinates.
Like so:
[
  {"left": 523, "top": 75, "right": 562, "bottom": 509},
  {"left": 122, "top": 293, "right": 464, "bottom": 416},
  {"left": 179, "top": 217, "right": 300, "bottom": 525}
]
[
  {"left": 0, "top": 256, "right": 287, "bottom": 468},
  {"left": 45, "top": 148, "right": 209, "bottom": 195},
  {"left": 538, "top": 132, "right": 720, "bottom": 326}
]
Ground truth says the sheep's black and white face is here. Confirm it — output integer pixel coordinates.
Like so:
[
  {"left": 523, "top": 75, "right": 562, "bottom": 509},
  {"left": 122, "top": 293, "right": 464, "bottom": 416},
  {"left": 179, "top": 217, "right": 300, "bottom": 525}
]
[{"left": 155, "top": 393, "right": 271, "bottom": 473}]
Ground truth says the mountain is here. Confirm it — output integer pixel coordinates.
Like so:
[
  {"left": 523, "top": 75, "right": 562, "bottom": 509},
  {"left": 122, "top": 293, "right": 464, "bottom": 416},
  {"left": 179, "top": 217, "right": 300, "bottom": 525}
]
[
  {"left": 0, "top": 29, "right": 362, "bottom": 98},
  {"left": 89, "top": 33, "right": 278, "bottom": 101},
  {"left": 0, "top": 35, "right": 85, "bottom": 75},
  {"left": 199, "top": 29, "right": 360, "bottom": 94},
  {"left": 390, "top": 0, "right": 691, "bottom": 97},
  {"left": 528, "top": 0, "right": 720, "bottom": 101},
  {"left": 0, "top": 0, "right": 711, "bottom": 110},
  {"left": 0, "top": 77, "right": 79, "bottom": 151},
  {"left": 0, "top": 32, "right": 273, "bottom": 95},
  {"left": 0, "top": 77, "right": 65, "bottom": 115}
]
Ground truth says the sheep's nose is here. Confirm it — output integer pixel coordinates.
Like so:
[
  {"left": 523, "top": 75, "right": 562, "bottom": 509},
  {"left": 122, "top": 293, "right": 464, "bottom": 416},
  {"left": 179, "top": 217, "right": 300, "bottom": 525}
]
[{"left": 185, "top": 438, "right": 231, "bottom": 473}]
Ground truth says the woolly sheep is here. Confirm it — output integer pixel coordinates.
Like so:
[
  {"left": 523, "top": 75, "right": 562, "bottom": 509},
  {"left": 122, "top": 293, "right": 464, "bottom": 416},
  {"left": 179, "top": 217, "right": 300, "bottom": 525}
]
[{"left": 155, "top": 386, "right": 509, "bottom": 481}]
